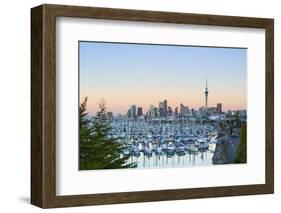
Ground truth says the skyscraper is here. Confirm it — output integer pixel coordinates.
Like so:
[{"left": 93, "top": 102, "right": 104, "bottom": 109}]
[
  {"left": 163, "top": 100, "right": 168, "bottom": 116},
  {"left": 180, "top": 103, "right": 189, "bottom": 115},
  {"left": 149, "top": 105, "right": 155, "bottom": 117},
  {"left": 175, "top": 107, "right": 178, "bottom": 116},
  {"left": 217, "top": 103, "right": 222, "bottom": 114},
  {"left": 127, "top": 109, "right": 131, "bottom": 118},
  {"left": 167, "top": 106, "right": 172, "bottom": 116},
  {"left": 159, "top": 101, "right": 164, "bottom": 117},
  {"left": 130, "top": 105, "right": 136, "bottom": 118},
  {"left": 180, "top": 103, "right": 185, "bottom": 115},
  {"left": 204, "top": 80, "right": 209, "bottom": 109},
  {"left": 137, "top": 107, "right": 143, "bottom": 116}
]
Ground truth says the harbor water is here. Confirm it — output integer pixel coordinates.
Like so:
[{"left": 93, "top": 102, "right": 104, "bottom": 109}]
[{"left": 126, "top": 150, "right": 214, "bottom": 168}]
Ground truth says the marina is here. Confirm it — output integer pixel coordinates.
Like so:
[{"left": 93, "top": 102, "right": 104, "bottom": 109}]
[{"left": 109, "top": 120, "right": 219, "bottom": 168}]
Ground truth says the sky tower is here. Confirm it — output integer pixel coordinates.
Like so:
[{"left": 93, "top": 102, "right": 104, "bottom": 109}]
[{"left": 205, "top": 80, "right": 209, "bottom": 109}]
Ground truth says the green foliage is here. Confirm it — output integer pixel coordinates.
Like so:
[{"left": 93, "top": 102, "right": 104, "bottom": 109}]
[
  {"left": 79, "top": 98, "right": 136, "bottom": 170},
  {"left": 235, "top": 124, "right": 247, "bottom": 163}
]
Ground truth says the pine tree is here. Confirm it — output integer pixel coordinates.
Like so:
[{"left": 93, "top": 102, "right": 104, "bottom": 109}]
[
  {"left": 79, "top": 97, "right": 98, "bottom": 169},
  {"left": 79, "top": 98, "right": 136, "bottom": 170}
]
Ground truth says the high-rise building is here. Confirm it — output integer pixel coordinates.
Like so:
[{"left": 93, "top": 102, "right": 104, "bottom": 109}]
[
  {"left": 180, "top": 103, "right": 189, "bottom": 115},
  {"left": 180, "top": 103, "right": 185, "bottom": 115},
  {"left": 217, "top": 103, "right": 222, "bottom": 114},
  {"left": 127, "top": 109, "right": 131, "bottom": 118},
  {"left": 175, "top": 107, "right": 178, "bottom": 116},
  {"left": 163, "top": 100, "right": 168, "bottom": 115},
  {"left": 150, "top": 105, "right": 155, "bottom": 117},
  {"left": 130, "top": 105, "right": 136, "bottom": 118},
  {"left": 137, "top": 107, "right": 143, "bottom": 116},
  {"left": 168, "top": 106, "right": 172, "bottom": 113},
  {"left": 154, "top": 107, "right": 159, "bottom": 117},
  {"left": 149, "top": 105, "right": 159, "bottom": 117},
  {"left": 159, "top": 100, "right": 168, "bottom": 117},
  {"left": 191, "top": 108, "right": 195, "bottom": 116},
  {"left": 159, "top": 101, "right": 164, "bottom": 117},
  {"left": 168, "top": 106, "right": 172, "bottom": 116},
  {"left": 205, "top": 80, "right": 209, "bottom": 109}
]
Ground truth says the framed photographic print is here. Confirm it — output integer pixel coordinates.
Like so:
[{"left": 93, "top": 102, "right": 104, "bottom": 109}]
[{"left": 31, "top": 4, "right": 274, "bottom": 208}]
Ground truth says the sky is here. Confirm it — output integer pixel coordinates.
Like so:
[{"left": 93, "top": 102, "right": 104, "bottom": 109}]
[{"left": 79, "top": 41, "right": 247, "bottom": 116}]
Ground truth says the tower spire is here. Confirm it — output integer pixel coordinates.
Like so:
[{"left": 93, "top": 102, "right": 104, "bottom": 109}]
[{"left": 204, "top": 79, "right": 209, "bottom": 109}]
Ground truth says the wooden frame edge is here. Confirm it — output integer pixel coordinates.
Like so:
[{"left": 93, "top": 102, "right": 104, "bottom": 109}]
[
  {"left": 265, "top": 19, "right": 274, "bottom": 194},
  {"left": 31, "top": 5, "right": 44, "bottom": 208},
  {"left": 31, "top": 4, "right": 274, "bottom": 208}
]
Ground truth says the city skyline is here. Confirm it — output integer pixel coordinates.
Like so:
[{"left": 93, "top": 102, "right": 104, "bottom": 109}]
[
  {"left": 80, "top": 42, "right": 247, "bottom": 115},
  {"left": 124, "top": 98, "right": 227, "bottom": 119}
]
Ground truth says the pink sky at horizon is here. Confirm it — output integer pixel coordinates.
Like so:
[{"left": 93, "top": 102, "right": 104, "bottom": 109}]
[{"left": 81, "top": 87, "right": 246, "bottom": 116}]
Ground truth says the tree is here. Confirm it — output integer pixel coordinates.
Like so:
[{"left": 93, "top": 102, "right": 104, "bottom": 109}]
[
  {"left": 235, "top": 124, "right": 247, "bottom": 163},
  {"left": 79, "top": 97, "right": 98, "bottom": 169},
  {"left": 79, "top": 98, "right": 136, "bottom": 170}
]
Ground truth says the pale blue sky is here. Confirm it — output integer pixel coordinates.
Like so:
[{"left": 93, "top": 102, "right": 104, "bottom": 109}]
[{"left": 79, "top": 41, "right": 247, "bottom": 115}]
